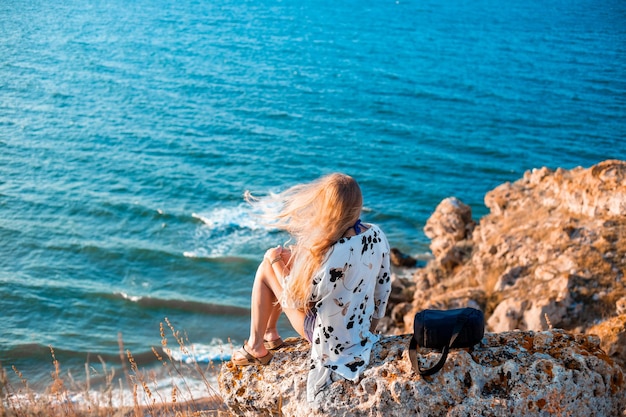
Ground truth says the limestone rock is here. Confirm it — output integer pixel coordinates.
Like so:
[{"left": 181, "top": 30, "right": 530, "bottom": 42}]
[
  {"left": 389, "top": 160, "right": 626, "bottom": 369},
  {"left": 423, "top": 197, "right": 475, "bottom": 267},
  {"left": 588, "top": 314, "right": 626, "bottom": 371},
  {"left": 218, "top": 331, "right": 626, "bottom": 417},
  {"left": 390, "top": 247, "right": 418, "bottom": 267},
  {"left": 218, "top": 161, "right": 626, "bottom": 416}
]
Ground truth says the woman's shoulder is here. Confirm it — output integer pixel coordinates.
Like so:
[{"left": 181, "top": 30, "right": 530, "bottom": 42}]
[
  {"left": 365, "top": 222, "right": 382, "bottom": 232},
  {"left": 365, "top": 223, "right": 389, "bottom": 244},
  {"left": 335, "top": 222, "right": 385, "bottom": 245},
  {"left": 361, "top": 222, "right": 386, "bottom": 236}
]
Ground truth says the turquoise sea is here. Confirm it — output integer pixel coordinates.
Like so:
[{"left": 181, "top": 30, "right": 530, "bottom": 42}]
[{"left": 1, "top": 0, "right": 625, "bottom": 401}]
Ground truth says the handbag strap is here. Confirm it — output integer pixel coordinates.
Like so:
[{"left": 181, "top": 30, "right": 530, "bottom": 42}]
[{"left": 409, "top": 309, "right": 470, "bottom": 376}]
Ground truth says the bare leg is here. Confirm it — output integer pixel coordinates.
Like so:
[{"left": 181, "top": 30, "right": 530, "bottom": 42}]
[
  {"left": 264, "top": 303, "right": 282, "bottom": 342},
  {"left": 234, "top": 259, "right": 306, "bottom": 360}
]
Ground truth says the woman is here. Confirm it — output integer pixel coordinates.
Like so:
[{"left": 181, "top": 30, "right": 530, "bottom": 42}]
[{"left": 233, "top": 173, "right": 392, "bottom": 402}]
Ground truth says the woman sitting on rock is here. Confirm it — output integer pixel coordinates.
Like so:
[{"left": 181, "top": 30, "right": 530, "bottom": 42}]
[{"left": 232, "top": 172, "right": 392, "bottom": 401}]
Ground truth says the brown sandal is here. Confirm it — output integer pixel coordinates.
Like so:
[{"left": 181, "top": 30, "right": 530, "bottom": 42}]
[
  {"left": 232, "top": 341, "right": 273, "bottom": 366},
  {"left": 263, "top": 337, "right": 284, "bottom": 350}
]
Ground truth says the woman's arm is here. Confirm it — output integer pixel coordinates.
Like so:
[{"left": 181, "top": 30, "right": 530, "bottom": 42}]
[{"left": 264, "top": 245, "right": 292, "bottom": 276}]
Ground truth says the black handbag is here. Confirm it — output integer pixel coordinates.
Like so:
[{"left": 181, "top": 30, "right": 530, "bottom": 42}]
[{"left": 409, "top": 307, "right": 484, "bottom": 376}]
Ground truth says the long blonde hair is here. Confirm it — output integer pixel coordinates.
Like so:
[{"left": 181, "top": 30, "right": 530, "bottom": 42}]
[{"left": 245, "top": 173, "right": 363, "bottom": 309}]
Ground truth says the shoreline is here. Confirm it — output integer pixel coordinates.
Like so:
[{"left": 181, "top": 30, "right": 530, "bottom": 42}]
[
  {"left": 4, "top": 161, "right": 625, "bottom": 416},
  {"left": 2, "top": 361, "right": 230, "bottom": 416}
]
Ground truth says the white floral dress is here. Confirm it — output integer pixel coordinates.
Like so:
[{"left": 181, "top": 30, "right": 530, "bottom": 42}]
[{"left": 306, "top": 223, "right": 392, "bottom": 402}]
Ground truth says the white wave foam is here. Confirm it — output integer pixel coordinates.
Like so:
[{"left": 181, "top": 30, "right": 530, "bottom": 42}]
[
  {"left": 183, "top": 248, "right": 210, "bottom": 258},
  {"left": 186, "top": 204, "right": 286, "bottom": 259},
  {"left": 69, "top": 374, "right": 220, "bottom": 408},
  {"left": 7, "top": 369, "right": 221, "bottom": 409},
  {"left": 117, "top": 292, "right": 142, "bottom": 302},
  {"left": 167, "top": 338, "right": 232, "bottom": 363},
  {"left": 192, "top": 204, "right": 263, "bottom": 231}
]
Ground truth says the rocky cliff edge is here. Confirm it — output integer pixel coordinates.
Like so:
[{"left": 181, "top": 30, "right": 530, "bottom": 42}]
[{"left": 219, "top": 160, "right": 626, "bottom": 416}]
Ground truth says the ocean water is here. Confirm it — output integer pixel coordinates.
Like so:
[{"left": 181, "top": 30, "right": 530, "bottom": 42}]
[{"left": 1, "top": 0, "right": 625, "bottom": 402}]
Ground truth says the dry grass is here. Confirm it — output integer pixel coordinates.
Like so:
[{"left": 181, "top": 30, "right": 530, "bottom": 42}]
[{"left": 0, "top": 319, "right": 233, "bottom": 417}]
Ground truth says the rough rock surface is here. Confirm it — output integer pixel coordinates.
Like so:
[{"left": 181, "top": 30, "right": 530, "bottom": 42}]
[
  {"left": 219, "top": 331, "right": 625, "bottom": 417},
  {"left": 390, "top": 247, "right": 418, "bottom": 268},
  {"left": 389, "top": 160, "right": 626, "bottom": 369},
  {"left": 218, "top": 160, "right": 626, "bottom": 415}
]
